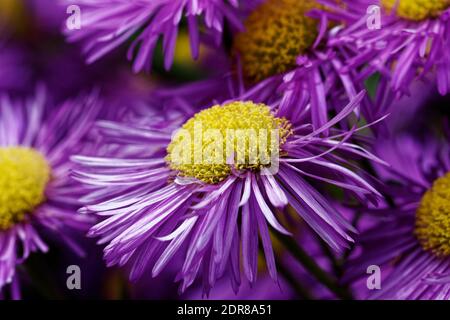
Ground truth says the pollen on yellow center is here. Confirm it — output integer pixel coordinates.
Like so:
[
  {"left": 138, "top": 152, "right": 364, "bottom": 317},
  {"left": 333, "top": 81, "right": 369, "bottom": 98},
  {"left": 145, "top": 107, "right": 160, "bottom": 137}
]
[
  {"left": 166, "top": 101, "right": 293, "bottom": 184},
  {"left": 233, "top": 0, "right": 323, "bottom": 83},
  {"left": 415, "top": 172, "right": 450, "bottom": 257},
  {"left": 382, "top": 0, "right": 450, "bottom": 21},
  {"left": 0, "top": 147, "right": 50, "bottom": 230}
]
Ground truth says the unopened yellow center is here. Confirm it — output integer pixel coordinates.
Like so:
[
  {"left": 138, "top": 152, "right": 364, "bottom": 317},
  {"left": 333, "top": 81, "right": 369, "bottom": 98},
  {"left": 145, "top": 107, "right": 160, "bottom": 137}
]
[
  {"left": 166, "top": 101, "right": 292, "bottom": 184},
  {"left": 0, "top": 147, "right": 50, "bottom": 230},
  {"left": 415, "top": 172, "right": 450, "bottom": 257},
  {"left": 233, "top": 0, "right": 322, "bottom": 83},
  {"left": 382, "top": 0, "right": 450, "bottom": 21}
]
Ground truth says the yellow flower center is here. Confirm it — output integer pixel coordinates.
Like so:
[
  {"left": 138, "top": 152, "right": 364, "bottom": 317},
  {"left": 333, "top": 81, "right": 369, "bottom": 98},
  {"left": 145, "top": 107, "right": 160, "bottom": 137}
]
[
  {"left": 415, "top": 172, "right": 450, "bottom": 257},
  {"left": 166, "top": 101, "right": 293, "bottom": 184},
  {"left": 382, "top": 0, "right": 450, "bottom": 21},
  {"left": 233, "top": 0, "right": 322, "bottom": 83},
  {"left": 0, "top": 147, "right": 50, "bottom": 230}
]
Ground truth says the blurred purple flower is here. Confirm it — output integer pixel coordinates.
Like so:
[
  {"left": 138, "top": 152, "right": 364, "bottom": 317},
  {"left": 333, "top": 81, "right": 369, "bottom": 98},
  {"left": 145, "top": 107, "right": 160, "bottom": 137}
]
[
  {"left": 0, "top": 87, "right": 101, "bottom": 299},
  {"left": 72, "top": 75, "right": 382, "bottom": 294},
  {"left": 231, "top": 0, "right": 366, "bottom": 131},
  {"left": 63, "top": 0, "right": 243, "bottom": 73},
  {"left": 344, "top": 133, "right": 450, "bottom": 299},
  {"left": 322, "top": 0, "right": 450, "bottom": 96}
]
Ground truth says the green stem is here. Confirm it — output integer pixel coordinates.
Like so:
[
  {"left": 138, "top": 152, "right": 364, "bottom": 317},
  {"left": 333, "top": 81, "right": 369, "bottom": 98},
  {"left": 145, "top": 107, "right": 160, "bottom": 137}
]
[{"left": 275, "top": 233, "right": 354, "bottom": 300}]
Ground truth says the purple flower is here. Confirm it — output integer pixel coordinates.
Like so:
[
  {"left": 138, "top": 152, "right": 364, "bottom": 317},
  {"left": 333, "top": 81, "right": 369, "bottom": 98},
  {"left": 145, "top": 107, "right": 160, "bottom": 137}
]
[
  {"left": 63, "top": 0, "right": 243, "bottom": 73},
  {"left": 344, "top": 133, "right": 450, "bottom": 299},
  {"left": 231, "top": 0, "right": 365, "bottom": 130},
  {"left": 0, "top": 87, "right": 100, "bottom": 299},
  {"left": 322, "top": 0, "right": 450, "bottom": 96},
  {"left": 72, "top": 76, "right": 383, "bottom": 294}
]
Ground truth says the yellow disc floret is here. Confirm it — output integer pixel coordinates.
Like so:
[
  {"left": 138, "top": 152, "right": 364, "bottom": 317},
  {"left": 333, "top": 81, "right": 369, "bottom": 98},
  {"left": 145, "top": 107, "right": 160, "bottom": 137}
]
[
  {"left": 0, "top": 147, "right": 50, "bottom": 230},
  {"left": 166, "top": 101, "right": 293, "bottom": 184},
  {"left": 382, "top": 0, "right": 450, "bottom": 21},
  {"left": 415, "top": 172, "right": 450, "bottom": 257},
  {"left": 233, "top": 0, "right": 323, "bottom": 83}
]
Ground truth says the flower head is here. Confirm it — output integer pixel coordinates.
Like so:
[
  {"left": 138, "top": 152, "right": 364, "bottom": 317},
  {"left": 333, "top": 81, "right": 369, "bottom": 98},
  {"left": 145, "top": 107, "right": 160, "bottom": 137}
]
[
  {"left": 323, "top": 0, "right": 450, "bottom": 96},
  {"left": 166, "top": 101, "right": 293, "bottom": 184},
  {"left": 344, "top": 133, "right": 450, "bottom": 299},
  {"left": 0, "top": 148, "right": 50, "bottom": 230},
  {"left": 233, "top": 0, "right": 322, "bottom": 83},
  {"left": 0, "top": 87, "right": 100, "bottom": 298},
  {"left": 382, "top": 0, "right": 449, "bottom": 21},
  {"left": 230, "top": 0, "right": 365, "bottom": 131},
  {"left": 415, "top": 172, "right": 450, "bottom": 257},
  {"left": 73, "top": 76, "right": 383, "bottom": 294}
]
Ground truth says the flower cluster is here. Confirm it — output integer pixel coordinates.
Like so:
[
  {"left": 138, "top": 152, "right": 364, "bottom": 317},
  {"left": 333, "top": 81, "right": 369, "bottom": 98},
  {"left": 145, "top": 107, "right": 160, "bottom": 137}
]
[{"left": 0, "top": 0, "right": 449, "bottom": 300}]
